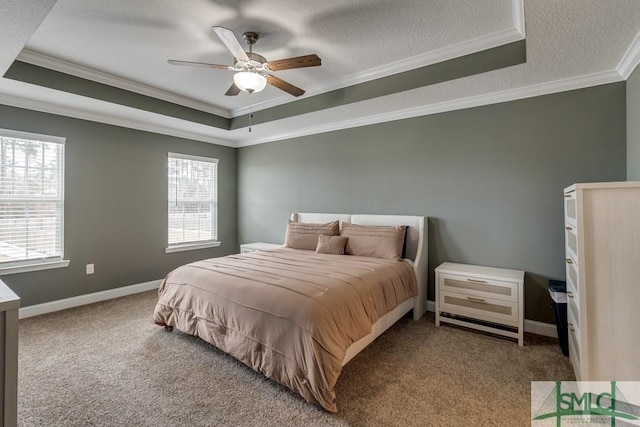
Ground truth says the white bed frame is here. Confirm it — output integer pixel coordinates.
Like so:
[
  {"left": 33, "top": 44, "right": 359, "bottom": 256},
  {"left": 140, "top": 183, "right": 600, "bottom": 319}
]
[{"left": 290, "top": 213, "right": 428, "bottom": 366}]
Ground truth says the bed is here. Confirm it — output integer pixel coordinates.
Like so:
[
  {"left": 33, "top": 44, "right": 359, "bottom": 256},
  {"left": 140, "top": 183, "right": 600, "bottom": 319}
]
[{"left": 153, "top": 213, "right": 428, "bottom": 412}]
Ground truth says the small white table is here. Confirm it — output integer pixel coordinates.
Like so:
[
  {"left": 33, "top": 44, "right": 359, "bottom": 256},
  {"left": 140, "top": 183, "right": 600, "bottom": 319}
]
[
  {"left": 240, "top": 242, "right": 283, "bottom": 254},
  {"left": 435, "top": 262, "right": 525, "bottom": 346}
]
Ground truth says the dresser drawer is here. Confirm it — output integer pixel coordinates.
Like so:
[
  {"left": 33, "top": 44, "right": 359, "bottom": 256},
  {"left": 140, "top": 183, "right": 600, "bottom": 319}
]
[
  {"left": 564, "top": 225, "right": 578, "bottom": 261},
  {"left": 568, "top": 301, "right": 580, "bottom": 372},
  {"left": 564, "top": 190, "right": 577, "bottom": 226},
  {"left": 566, "top": 264, "right": 578, "bottom": 298},
  {"left": 569, "top": 324, "right": 580, "bottom": 361},
  {"left": 439, "top": 291, "right": 519, "bottom": 326},
  {"left": 568, "top": 297, "right": 580, "bottom": 337},
  {"left": 439, "top": 273, "right": 518, "bottom": 302},
  {"left": 567, "top": 288, "right": 579, "bottom": 331},
  {"left": 568, "top": 328, "right": 581, "bottom": 379},
  {"left": 565, "top": 258, "right": 578, "bottom": 296}
]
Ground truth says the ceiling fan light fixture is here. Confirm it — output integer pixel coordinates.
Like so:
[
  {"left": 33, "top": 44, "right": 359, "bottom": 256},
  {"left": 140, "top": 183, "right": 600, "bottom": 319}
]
[
  {"left": 233, "top": 71, "right": 267, "bottom": 94},
  {"left": 169, "top": 27, "right": 319, "bottom": 97}
]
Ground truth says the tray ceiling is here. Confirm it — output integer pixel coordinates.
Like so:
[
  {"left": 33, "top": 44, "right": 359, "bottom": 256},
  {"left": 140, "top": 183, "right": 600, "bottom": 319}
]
[{"left": 0, "top": 0, "right": 639, "bottom": 147}]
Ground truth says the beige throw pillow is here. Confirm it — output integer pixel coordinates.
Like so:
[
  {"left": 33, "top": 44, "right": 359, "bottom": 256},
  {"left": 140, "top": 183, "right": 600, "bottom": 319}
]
[
  {"left": 315, "top": 234, "right": 348, "bottom": 255},
  {"left": 340, "top": 223, "right": 407, "bottom": 261},
  {"left": 284, "top": 220, "right": 340, "bottom": 251}
]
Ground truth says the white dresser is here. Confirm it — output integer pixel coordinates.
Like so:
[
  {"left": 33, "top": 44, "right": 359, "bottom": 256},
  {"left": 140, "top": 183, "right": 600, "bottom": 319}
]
[
  {"left": 435, "top": 262, "right": 525, "bottom": 346},
  {"left": 564, "top": 182, "right": 640, "bottom": 381}
]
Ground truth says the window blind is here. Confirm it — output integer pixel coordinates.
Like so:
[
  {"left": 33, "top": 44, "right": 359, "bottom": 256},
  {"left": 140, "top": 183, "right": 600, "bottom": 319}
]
[
  {"left": 0, "top": 130, "right": 65, "bottom": 267},
  {"left": 168, "top": 153, "right": 218, "bottom": 246}
]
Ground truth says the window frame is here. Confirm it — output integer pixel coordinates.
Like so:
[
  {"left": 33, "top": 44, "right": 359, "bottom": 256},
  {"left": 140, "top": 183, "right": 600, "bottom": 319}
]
[
  {"left": 165, "top": 152, "right": 221, "bottom": 253},
  {"left": 0, "top": 127, "right": 69, "bottom": 275}
]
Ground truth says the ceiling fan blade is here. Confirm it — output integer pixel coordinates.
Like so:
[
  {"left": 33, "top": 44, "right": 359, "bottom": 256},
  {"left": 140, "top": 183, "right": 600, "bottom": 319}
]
[
  {"left": 267, "top": 54, "right": 321, "bottom": 71},
  {"left": 213, "top": 26, "right": 249, "bottom": 61},
  {"left": 167, "top": 60, "right": 231, "bottom": 70},
  {"left": 266, "top": 75, "right": 305, "bottom": 97},
  {"left": 225, "top": 83, "right": 241, "bottom": 96}
]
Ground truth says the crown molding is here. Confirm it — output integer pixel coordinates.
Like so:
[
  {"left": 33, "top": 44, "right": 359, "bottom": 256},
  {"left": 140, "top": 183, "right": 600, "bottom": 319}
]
[
  {"left": 12, "top": 0, "right": 527, "bottom": 125},
  {"left": 232, "top": 0, "right": 527, "bottom": 117},
  {"left": 0, "top": 67, "right": 624, "bottom": 150},
  {"left": 0, "top": 86, "right": 235, "bottom": 147},
  {"left": 16, "top": 49, "right": 232, "bottom": 119},
  {"left": 232, "top": 27, "right": 525, "bottom": 117},
  {"left": 617, "top": 32, "right": 640, "bottom": 80},
  {"left": 235, "top": 70, "right": 622, "bottom": 147},
  {"left": 512, "top": 0, "right": 525, "bottom": 36}
]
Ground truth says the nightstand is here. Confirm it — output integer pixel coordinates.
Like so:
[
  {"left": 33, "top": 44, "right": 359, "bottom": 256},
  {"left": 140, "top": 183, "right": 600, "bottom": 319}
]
[
  {"left": 240, "top": 242, "right": 283, "bottom": 254},
  {"left": 435, "top": 262, "right": 525, "bottom": 346}
]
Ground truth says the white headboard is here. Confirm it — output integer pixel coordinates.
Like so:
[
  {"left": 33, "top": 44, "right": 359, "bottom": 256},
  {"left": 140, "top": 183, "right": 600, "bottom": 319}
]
[{"left": 291, "top": 212, "right": 428, "bottom": 320}]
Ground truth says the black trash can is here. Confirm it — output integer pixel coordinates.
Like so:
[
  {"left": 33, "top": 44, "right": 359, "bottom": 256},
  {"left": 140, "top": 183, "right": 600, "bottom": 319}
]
[{"left": 549, "top": 279, "right": 569, "bottom": 356}]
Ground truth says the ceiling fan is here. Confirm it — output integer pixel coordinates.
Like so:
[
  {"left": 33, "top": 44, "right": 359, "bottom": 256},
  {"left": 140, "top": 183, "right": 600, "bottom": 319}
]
[{"left": 168, "top": 26, "right": 321, "bottom": 97}]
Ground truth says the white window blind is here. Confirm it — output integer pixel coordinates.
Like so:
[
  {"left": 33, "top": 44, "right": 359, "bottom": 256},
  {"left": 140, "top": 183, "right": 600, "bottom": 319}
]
[
  {"left": 168, "top": 153, "right": 218, "bottom": 247},
  {"left": 0, "top": 129, "right": 65, "bottom": 268}
]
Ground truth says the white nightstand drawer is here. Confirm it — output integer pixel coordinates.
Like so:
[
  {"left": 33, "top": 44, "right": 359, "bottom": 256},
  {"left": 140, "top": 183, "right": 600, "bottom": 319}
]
[
  {"left": 435, "top": 262, "right": 524, "bottom": 345},
  {"left": 240, "top": 242, "right": 282, "bottom": 254},
  {"left": 439, "top": 291, "right": 519, "bottom": 326},
  {"left": 439, "top": 273, "right": 518, "bottom": 302}
]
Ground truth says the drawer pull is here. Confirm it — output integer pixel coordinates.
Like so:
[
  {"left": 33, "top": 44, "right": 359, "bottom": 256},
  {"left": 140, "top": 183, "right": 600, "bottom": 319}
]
[
  {"left": 565, "top": 226, "right": 573, "bottom": 231},
  {"left": 466, "top": 278, "right": 487, "bottom": 284},
  {"left": 566, "top": 259, "right": 573, "bottom": 264},
  {"left": 466, "top": 296, "right": 487, "bottom": 304},
  {"left": 564, "top": 194, "right": 572, "bottom": 198},
  {"left": 568, "top": 322, "right": 575, "bottom": 332},
  {"left": 567, "top": 291, "right": 575, "bottom": 298}
]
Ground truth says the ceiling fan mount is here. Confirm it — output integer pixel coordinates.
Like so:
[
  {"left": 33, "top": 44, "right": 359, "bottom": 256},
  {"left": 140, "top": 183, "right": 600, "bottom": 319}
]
[
  {"left": 242, "top": 31, "right": 259, "bottom": 47},
  {"left": 167, "top": 26, "right": 321, "bottom": 97}
]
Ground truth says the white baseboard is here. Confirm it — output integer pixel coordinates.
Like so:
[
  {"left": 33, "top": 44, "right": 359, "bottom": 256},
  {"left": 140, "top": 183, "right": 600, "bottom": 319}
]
[
  {"left": 523, "top": 319, "right": 558, "bottom": 339},
  {"left": 18, "top": 279, "right": 162, "bottom": 319},
  {"left": 425, "top": 300, "right": 558, "bottom": 338},
  {"left": 18, "top": 287, "right": 559, "bottom": 339}
]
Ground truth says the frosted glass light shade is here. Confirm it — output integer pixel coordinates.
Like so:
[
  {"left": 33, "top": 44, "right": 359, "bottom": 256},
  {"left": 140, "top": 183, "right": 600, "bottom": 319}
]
[{"left": 233, "top": 72, "right": 267, "bottom": 93}]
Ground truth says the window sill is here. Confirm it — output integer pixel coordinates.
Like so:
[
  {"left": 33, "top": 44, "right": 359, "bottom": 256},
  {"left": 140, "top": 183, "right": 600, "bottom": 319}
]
[
  {"left": 165, "top": 241, "right": 222, "bottom": 253},
  {"left": 0, "top": 260, "right": 70, "bottom": 276}
]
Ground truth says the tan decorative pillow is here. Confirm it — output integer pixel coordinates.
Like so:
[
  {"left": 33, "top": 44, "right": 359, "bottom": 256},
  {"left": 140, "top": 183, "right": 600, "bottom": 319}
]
[
  {"left": 284, "top": 220, "right": 339, "bottom": 251},
  {"left": 340, "top": 223, "right": 407, "bottom": 261},
  {"left": 315, "top": 234, "right": 348, "bottom": 255}
]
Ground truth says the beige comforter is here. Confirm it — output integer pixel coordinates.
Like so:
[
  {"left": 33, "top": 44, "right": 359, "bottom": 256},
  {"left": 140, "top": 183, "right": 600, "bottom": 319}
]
[{"left": 153, "top": 248, "right": 418, "bottom": 412}]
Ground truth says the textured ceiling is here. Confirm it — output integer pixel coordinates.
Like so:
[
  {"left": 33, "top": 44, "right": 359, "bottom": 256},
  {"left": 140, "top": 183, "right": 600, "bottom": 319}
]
[
  {"left": 21, "top": 0, "right": 514, "bottom": 114},
  {"left": 0, "top": 0, "right": 57, "bottom": 75},
  {"left": 0, "top": 0, "right": 639, "bottom": 147}
]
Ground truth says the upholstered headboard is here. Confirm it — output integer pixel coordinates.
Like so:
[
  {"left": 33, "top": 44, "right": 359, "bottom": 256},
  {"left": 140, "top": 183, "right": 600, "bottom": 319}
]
[{"left": 291, "top": 212, "right": 428, "bottom": 320}]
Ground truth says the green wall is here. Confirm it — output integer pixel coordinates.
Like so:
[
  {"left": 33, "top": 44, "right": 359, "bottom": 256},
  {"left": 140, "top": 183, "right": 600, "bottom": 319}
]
[
  {"left": 628, "top": 65, "right": 640, "bottom": 180},
  {"left": 237, "top": 83, "right": 627, "bottom": 324},
  {"left": 0, "top": 105, "right": 237, "bottom": 307},
  {"left": 0, "top": 80, "right": 630, "bottom": 322}
]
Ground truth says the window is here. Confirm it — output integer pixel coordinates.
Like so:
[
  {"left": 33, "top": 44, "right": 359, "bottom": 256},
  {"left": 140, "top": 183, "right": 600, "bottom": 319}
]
[
  {"left": 0, "top": 128, "right": 68, "bottom": 274},
  {"left": 166, "top": 153, "right": 219, "bottom": 252}
]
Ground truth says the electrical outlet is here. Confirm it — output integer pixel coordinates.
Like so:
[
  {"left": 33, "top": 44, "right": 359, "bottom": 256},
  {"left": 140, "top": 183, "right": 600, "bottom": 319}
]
[{"left": 86, "top": 264, "right": 94, "bottom": 275}]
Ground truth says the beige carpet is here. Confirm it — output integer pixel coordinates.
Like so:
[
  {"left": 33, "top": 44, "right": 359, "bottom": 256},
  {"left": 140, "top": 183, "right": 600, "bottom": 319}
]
[{"left": 18, "top": 291, "right": 574, "bottom": 426}]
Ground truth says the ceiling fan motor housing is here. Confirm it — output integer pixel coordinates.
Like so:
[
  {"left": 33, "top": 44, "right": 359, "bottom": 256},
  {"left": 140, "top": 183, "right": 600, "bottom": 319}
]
[{"left": 236, "top": 52, "right": 270, "bottom": 73}]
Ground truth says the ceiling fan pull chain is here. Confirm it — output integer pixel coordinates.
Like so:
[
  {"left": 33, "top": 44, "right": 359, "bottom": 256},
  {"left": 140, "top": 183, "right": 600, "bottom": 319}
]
[{"left": 249, "top": 110, "right": 253, "bottom": 133}]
